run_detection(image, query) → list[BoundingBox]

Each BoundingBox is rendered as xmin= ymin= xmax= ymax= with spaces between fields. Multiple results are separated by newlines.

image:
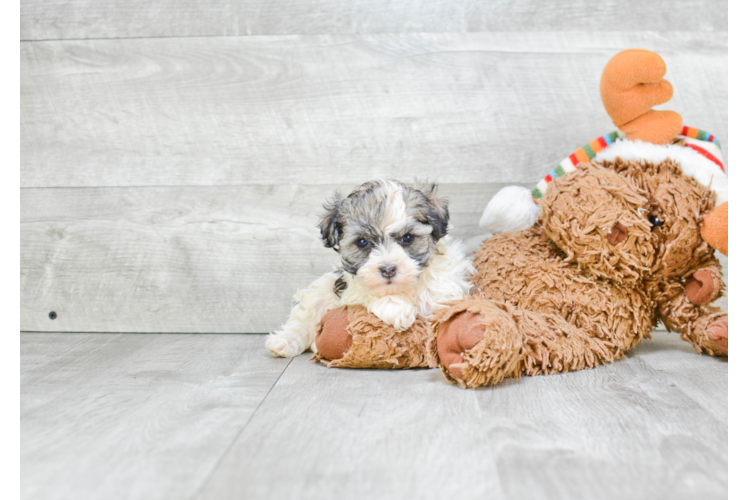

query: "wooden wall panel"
xmin=21 ymin=32 xmax=728 ymax=189
xmin=21 ymin=9 xmax=728 ymax=335
xmin=21 ymin=183 xmax=500 ymax=332
xmin=21 ymin=0 xmax=727 ymax=41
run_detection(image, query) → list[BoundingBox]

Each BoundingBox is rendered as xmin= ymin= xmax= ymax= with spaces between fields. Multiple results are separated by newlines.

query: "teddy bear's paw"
xmin=685 ymin=270 xmax=717 ymax=305
xmin=315 ymin=307 xmax=353 ymax=361
xmin=707 ymin=317 xmax=728 ymax=356
xmin=436 ymin=311 xmax=486 ymax=383
xmin=445 ymin=362 xmax=470 ymax=381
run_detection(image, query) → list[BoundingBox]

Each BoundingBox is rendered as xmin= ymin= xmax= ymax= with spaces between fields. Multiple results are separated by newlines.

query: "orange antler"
xmin=600 ymin=49 xmax=682 ymax=144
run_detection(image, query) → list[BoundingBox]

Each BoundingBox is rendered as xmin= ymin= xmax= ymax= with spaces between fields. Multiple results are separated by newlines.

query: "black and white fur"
xmin=266 ymin=179 xmax=474 ymax=358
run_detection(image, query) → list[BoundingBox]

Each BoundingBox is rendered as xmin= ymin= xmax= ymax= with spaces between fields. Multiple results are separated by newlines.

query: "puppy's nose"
xmin=380 ymin=265 xmax=397 ymax=279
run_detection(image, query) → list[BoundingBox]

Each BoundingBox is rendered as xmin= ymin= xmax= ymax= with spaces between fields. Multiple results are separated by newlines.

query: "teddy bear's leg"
xmin=684 ymin=310 xmax=730 ymax=356
xmin=662 ymin=306 xmax=729 ymax=357
xmin=431 ymin=297 xmax=617 ymax=389
xmin=312 ymin=306 xmax=436 ymax=369
xmin=471 ymin=224 xmax=654 ymax=356
xmin=431 ymin=299 xmax=522 ymax=388
xmin=656 ymin=276 xmax=728 ymax=356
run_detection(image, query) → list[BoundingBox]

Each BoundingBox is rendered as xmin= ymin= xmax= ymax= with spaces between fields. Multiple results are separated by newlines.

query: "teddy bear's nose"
xmin=607 ymin=222 xmax=628 ymax=246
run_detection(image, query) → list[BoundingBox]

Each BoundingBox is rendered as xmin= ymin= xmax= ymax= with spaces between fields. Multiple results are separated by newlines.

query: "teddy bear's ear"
xmin=319 ymin=192 xmax=344 ymax=251
xmin=416 ymin=181 xmax=450 ymax=241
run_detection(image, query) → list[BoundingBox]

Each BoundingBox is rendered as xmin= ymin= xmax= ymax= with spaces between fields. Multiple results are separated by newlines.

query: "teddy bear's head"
xmin=479 ymin=48 xmax=727 ymax=287
xmin=539 ymin=163 xmax=656 ymax=284
xmin=596 ymin=157 xmax=717 ymax=282
xmin=540 ymin=158 xmax=722 ymax=289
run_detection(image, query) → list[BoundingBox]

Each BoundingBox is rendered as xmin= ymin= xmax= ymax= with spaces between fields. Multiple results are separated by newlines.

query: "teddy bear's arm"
xmin=683 ymin=259 xmax=725 ymax=305
xmin=313 ymin=306 xmax=437 ymax=369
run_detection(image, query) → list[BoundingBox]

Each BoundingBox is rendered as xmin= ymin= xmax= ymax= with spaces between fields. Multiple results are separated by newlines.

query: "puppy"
xmin=266 ymin=179 xmax=474 ymax=358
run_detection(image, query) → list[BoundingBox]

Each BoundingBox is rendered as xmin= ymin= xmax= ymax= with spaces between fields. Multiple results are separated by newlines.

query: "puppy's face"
xmin=319 ymin=180 xmax=449 ymax=295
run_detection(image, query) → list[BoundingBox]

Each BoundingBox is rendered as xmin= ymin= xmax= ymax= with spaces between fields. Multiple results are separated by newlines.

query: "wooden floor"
xmin=21 ymin=332 xmax=727 ymax=500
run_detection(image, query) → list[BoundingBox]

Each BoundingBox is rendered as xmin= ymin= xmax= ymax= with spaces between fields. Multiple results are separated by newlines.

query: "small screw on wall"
xmin=49 ymin=311 xmax=57 ymax=320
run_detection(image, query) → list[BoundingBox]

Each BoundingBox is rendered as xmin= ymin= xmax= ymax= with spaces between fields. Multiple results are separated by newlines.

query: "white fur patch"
xmin=381 ymin=180 xmax=408 ymax=234
xmin=369 ymin=295 xmax=418 ymax=331
xmin=266 ymin=271 xmax=341 ymax=358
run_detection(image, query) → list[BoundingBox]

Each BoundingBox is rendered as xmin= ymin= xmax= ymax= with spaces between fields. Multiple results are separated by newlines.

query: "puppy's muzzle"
xmin=380 ymin=265 xmax=397 ymax=279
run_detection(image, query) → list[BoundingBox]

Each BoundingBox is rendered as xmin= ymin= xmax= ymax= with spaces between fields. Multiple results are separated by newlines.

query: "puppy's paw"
xmin=390 ymin=313 xmax=416 ymax=332
xmin=370 ymin=297 xmax=417 ymax=331
xmin=266 ymin=334 xmax=303 ymax=358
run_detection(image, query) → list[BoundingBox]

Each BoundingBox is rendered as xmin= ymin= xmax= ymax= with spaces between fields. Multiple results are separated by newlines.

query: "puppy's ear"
xmin=319 ymin=192 xmax=344 ymax=251
xmin=417 ymin=181 xmax=449 ymax=241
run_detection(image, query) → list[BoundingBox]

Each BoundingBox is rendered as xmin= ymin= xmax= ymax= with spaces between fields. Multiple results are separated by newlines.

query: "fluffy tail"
xmin=479 ymin=186 xmax=539 ymax=234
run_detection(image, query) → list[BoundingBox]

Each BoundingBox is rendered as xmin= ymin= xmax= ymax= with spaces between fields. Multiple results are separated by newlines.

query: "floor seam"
xmin=188 ymin=355 xmax=294 ymax=500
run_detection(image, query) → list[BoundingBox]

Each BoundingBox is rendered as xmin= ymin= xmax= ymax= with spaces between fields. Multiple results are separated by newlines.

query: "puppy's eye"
xmin=648 ymin=215 xmax=664 ymax=229
xmin=356 ymin=238 xmax=369 ymax=248
xmin=399 ymin=234 xmax=414 ymax=245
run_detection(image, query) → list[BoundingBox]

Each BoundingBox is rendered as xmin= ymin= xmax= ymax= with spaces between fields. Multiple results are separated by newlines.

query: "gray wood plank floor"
xmin=21 ymin=332 xmax=727 ymax=500
xmin=21 ymin=333 xmax=291 ymax=500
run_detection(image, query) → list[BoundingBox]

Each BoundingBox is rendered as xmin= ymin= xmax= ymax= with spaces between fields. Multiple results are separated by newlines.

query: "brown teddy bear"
xmin=313 ymin=49 xmax=729 ymax=389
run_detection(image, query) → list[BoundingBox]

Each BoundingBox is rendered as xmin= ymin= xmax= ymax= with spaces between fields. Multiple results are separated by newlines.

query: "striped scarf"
xmin=531 ymin=127 xmax=723 ymax=201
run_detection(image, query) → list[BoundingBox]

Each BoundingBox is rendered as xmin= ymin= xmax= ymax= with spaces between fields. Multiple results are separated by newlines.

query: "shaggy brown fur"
xmin=434 ymin=161 xmax=727 ymax=388
xmin=598 ymin=157 xmax=726 ymax=355
xmin=427 ymin=296 xmax=616 ymax=389
xmin=472 ymin=225 xmax=653 ymax=355
xmin=312 ymin=306 xmax=435 ymax=369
